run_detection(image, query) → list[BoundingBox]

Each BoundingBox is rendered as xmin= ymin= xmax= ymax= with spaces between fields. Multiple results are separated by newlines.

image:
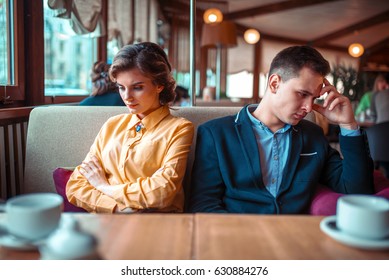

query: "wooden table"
xmin=194 ymin=214 xmax=389 ymax=260
xmin=1 ymin=213 xmax=388 ymax=260
xmin=0 ymin=213 xmax=193 ymax=260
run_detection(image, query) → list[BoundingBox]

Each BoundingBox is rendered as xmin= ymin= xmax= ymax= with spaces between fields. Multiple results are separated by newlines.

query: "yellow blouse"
xmin=66 ymin=106 xmax=194 ymax=213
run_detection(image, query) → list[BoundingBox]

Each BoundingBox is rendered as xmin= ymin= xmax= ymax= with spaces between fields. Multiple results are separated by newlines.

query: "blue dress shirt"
xmin=247 ymin=105 xmax=360 ymax=197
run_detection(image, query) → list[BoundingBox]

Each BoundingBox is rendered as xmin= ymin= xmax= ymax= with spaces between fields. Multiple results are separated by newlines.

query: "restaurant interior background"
xmin=1 ymin=0 xmax=389 ymax=108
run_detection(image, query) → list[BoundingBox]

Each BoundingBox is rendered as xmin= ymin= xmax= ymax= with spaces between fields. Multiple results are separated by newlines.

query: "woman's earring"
xmin=159 ymin=91 xmax=164 ymax=105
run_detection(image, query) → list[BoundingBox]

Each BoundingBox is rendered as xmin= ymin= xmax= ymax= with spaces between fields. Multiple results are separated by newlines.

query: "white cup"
xmin=0 ymin=193 xmax=63 ymax=241
xmin=336 ymin=195 xmax=389 ymax=240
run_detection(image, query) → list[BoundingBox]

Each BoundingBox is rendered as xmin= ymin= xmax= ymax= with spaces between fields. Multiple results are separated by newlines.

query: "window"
xmin=0 ymin=0 xmax=11 ymax=86
xmin=43 ymin=1 xmax=98 ymax=96
xmin=0 ymin=0 xmax=24 ymax=104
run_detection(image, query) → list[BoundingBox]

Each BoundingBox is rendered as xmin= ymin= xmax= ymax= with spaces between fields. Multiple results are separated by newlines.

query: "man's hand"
xmin=313 ymin=78 xmax=358 ymax=130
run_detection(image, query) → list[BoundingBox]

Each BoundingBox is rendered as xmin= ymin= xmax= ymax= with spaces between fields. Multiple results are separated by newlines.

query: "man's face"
xmin=272 ymin=67 xmax=324 ymax=126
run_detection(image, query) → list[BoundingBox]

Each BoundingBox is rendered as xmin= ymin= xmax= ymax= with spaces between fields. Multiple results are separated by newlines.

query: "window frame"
xmin=0 ymin=0 xmax=108 ymax=107
xmin=0 ymin=0 xmax=25 ymax=104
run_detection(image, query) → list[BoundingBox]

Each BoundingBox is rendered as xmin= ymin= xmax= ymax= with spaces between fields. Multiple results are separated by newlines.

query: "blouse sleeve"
xmin=66 ymin=120 xmax=122 ymax=213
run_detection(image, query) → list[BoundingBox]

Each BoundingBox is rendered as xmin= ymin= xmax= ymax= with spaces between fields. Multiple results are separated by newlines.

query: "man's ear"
xmin=268 ymin=74 xmax=281 ymax=93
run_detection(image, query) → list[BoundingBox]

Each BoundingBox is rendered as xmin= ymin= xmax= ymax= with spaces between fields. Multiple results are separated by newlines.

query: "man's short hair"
xmin=269 ymin=45 xmax=330 ymax=82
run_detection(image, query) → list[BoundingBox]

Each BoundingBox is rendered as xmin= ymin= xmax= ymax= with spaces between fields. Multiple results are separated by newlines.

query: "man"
xmin=189 ymin=45 xmax=374 ymax=214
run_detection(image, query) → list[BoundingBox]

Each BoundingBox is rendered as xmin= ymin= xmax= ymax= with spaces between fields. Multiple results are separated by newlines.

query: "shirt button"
xmin=274 ymin=156 xmax=278 ymax=160
xmin=271 ymin=178 xmax=275 ymax=184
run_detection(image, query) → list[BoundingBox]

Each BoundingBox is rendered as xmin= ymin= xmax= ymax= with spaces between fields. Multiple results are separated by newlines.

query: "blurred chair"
xmin=365 ymin=121 xmax=389 ymax=178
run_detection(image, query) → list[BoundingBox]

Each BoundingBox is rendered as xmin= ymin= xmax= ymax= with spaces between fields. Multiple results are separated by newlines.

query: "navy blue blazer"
xmin=188 ymin=105 xmax=374 ymax=214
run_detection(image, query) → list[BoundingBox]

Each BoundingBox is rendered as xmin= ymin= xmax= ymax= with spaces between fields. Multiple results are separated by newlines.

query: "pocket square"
xmin=300 ymin=152 xmax=318 ymax=156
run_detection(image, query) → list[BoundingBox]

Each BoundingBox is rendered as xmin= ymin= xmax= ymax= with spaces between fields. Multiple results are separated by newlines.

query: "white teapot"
xmin=39 ymin=215 xmax=101 ymax=260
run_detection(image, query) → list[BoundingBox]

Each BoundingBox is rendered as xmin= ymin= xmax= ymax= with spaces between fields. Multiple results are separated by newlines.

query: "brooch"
xmin=135 ymin=123 xmax=143 ymax=132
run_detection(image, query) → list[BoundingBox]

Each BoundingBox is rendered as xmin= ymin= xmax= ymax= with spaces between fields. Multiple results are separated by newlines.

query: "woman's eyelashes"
xmin=133 ymin=85 xmax=144 ymax=91
xmin=116 ymin=84 xmax=144 ymax=92
xmin=116 ymin=84 xmax=124 ymax=91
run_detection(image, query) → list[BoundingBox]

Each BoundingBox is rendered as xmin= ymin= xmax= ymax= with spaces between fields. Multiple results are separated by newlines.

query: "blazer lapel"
xmin=279 ymin=126 xmax=303 ymax=193
xmin=234 ymin=108 xmax=264 ymax=189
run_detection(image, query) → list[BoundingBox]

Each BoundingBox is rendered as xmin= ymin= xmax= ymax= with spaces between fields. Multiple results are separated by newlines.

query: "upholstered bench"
xmin=23 ymin=105 xmax=389 ymax=214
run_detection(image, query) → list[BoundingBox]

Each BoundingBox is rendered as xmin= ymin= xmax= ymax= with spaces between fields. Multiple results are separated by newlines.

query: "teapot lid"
xmin=40 ymin=215 xmax=100 ymax=260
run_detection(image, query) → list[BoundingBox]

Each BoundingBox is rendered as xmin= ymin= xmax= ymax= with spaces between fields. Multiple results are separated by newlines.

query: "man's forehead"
xmin=315 ymin=82 xmax=324 ymax=97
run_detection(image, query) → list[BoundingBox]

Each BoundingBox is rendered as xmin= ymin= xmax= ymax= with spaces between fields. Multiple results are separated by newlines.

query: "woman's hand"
xmin=313 ymin=78 xmax=358 ymax=130
xmin=80 ymin=156 xmax=133 ymax=212
xmin=79 ymin=156 xmax=110 ymax=189
xmin=114 ymin=206 xmax=136 ymax=213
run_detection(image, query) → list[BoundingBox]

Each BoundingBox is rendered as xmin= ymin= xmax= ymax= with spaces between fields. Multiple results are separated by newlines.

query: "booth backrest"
xmin=23 ymin=106 xmax=240 ymax=194
xmin=23 ymin=105 xmax=316 ymax=196
xmin=23 ymin=105 xmax=389 ymax=216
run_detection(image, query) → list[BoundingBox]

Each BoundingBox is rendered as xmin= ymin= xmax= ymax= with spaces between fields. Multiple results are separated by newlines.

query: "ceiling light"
xmin=203 ymin=8 xmax=223 ymax=24
xmin=244 ymin=29 xmax=260 ymax=44
xmin=348 ymin=43 xmax=364 ymax=58
xmin=201 ymin=21 xmax=237 ymax=48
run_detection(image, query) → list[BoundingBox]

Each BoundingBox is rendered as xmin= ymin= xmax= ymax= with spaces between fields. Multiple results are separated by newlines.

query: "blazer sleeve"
xmin=321 ymin=131 xmax=375 ymax=194
xmin=188 ymin=124 xmax=228 ymax=213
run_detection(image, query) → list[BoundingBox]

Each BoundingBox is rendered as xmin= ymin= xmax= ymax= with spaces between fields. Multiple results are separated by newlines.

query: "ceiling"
xmin=158 ymin=0 xmax=389 ymax=71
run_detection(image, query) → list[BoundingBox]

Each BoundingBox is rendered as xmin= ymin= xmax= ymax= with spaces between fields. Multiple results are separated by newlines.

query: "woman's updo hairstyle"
xmin=90 ymin=61 xmax=118 ymax=96
xmin=109 ymin=42 xmax=176 ymax=105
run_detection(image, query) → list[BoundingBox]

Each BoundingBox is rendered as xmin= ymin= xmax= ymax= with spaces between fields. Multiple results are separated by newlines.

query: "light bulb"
xmin=348 ymin=43 xmax=364 ymax=58
xmin=203 ymin=8 xmax=223 ymax=24
xmin=244 ymin=29 xmax=260 ymax=44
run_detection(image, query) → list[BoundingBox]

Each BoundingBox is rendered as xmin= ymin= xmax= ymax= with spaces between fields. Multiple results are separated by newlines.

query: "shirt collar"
xmin=128 ymin=105 xmax=170 ymax=131
xmin=246 ymin=104 xmax=291 ymax=134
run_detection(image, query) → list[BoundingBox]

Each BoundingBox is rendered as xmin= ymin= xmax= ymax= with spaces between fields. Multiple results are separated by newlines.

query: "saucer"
xmin=0 ymin=223 xmax=44 ymax=251
xmin=320 ymin=216 xmax=389 ymax=250
xmin=0 ymin=234 xmax=39 ymax=250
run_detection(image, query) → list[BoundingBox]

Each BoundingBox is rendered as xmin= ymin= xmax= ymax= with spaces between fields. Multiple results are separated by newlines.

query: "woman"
xmin=66 ymin=42 xmax=194 ymax=213
xmin=355 ymin=73 xmax=389 ymax=120
xmin=79 ymin=61 xmax=125 ymax=106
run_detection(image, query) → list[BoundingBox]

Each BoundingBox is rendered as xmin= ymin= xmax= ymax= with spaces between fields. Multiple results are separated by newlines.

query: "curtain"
xmin=108 ymin=0 xmax=158 ymax=46
xmin=227 ymin=37 xmax=253 ymax=74
xmin=47 ymin=0 xmax=105 ymax=36
xmin=108 ymin=0 xmax=132 ymax=45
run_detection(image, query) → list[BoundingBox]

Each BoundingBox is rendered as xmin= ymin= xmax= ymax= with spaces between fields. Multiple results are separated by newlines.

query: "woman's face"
xmin=115 ymin=68 xmax=164 ymax=119
xmin=377 ymin=79 xmax=389 ymax=92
